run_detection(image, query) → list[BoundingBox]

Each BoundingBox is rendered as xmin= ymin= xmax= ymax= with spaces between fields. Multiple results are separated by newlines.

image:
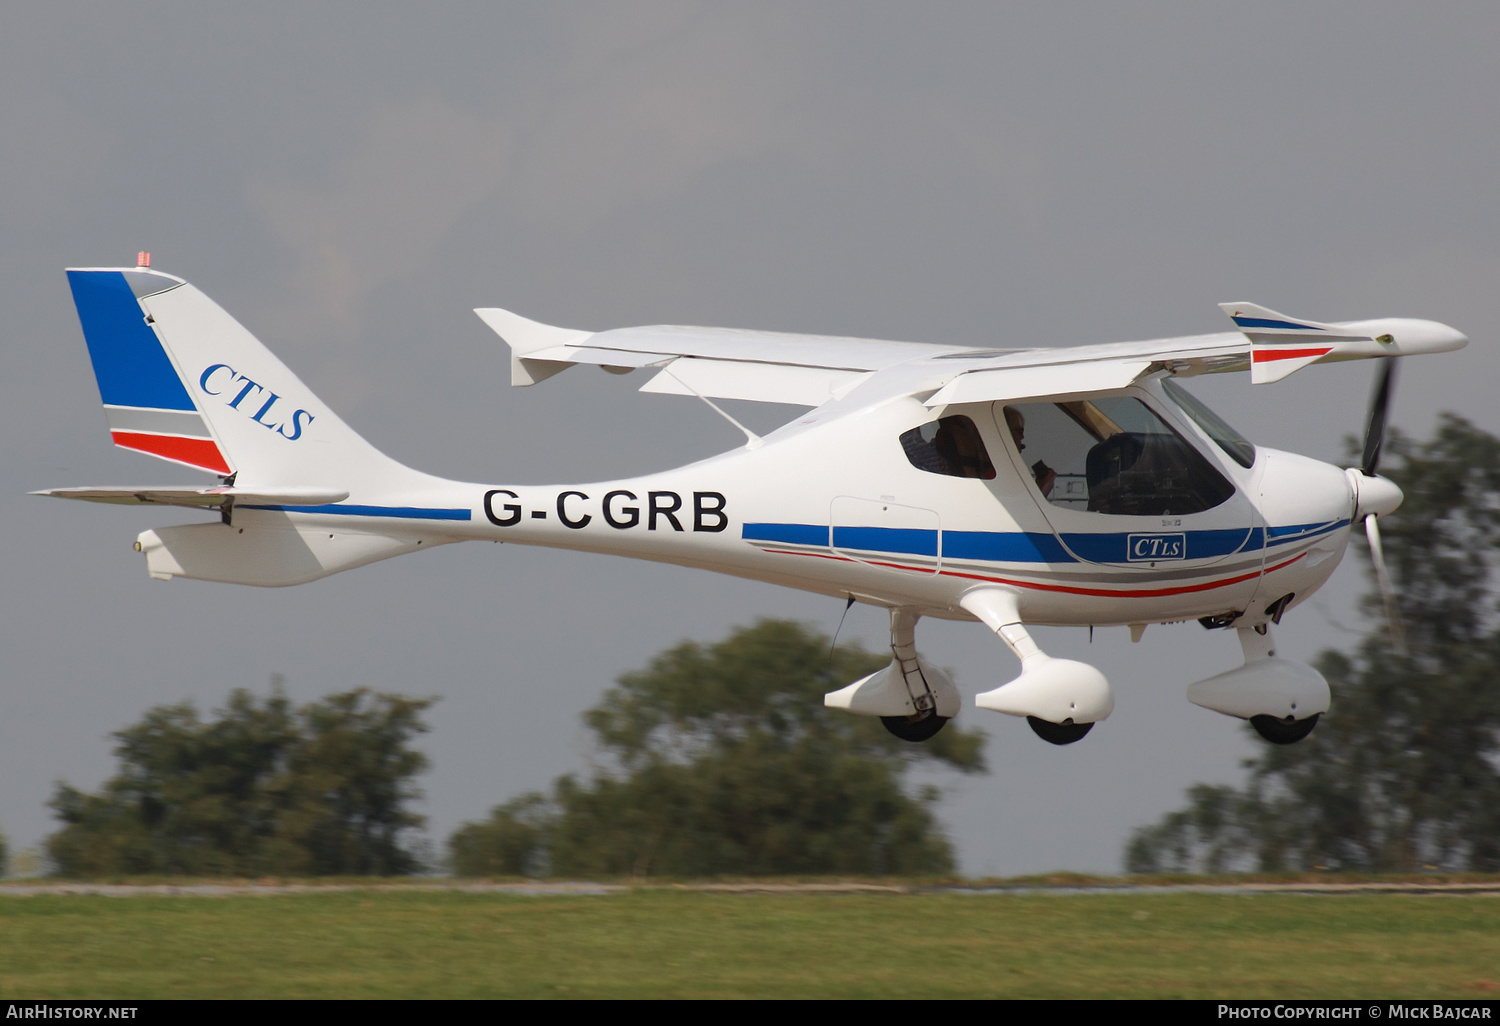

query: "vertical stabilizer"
xmin=66 ymin=268 xmax=425 ymax=492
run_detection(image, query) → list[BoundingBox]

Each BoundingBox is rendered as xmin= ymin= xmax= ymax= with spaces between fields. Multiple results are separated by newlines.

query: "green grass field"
xmin=2 ymin=887 xmax=1498 ymax=998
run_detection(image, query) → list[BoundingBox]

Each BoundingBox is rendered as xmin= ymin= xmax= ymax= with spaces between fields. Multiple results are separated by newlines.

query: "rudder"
xmin=67 ymin=268 xmax=233 ymax=474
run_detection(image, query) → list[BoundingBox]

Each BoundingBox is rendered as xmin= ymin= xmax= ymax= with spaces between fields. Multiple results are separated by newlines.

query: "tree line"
xmin=33 ymin=621 xmax=985 ymax=878
xmin=45 ymin=688 xmax=432 ymax=876
xmin=447 ymin=620 xmax=985 ymax=877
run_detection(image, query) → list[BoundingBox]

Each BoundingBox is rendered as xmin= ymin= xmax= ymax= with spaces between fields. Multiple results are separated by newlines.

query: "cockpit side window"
xmin=1162 ymin=378 xmax=1257 ymax=468
xmin=900 ymin=415 xmax=996 ymax=479
xmin=1003 ymin=397 xmax=1234 ymax=515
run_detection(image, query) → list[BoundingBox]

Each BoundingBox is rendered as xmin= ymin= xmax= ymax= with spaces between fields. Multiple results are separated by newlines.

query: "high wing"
xmin=474 ymin=308 xmax=972 ymax=405
xmin=475 ymin=303 xmax=1467 ymax=408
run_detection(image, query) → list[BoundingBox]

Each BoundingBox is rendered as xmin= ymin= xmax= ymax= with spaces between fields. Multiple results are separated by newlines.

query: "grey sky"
xmin=3 ymin=2 xmax=1497 ymax=875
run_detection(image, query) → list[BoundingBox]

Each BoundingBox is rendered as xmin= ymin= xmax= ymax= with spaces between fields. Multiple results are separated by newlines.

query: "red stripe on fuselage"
xmin=938 ymin=553 xmax=1305 ymax=597
xmin=757 ymin=546 xmax=1307 ymax=598
xmin=111 ymin=431 xmax=232 ymax=475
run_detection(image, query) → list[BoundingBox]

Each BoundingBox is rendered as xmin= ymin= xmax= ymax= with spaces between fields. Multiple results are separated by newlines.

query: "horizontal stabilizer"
xmin=34 ymin=485 xmax=350 ymax=509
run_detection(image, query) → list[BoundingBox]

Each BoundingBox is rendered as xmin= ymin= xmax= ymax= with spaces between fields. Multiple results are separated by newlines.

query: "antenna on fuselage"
xmin=828 ymin=594 xmax=857 ymax=658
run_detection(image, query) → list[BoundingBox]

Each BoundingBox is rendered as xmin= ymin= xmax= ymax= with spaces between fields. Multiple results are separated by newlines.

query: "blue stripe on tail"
xmin=66 ymin=270 xmax=196 ymax=411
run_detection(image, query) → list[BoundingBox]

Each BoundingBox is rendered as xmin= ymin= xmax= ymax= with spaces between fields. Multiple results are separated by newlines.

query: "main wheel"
xmin=1250 ymin=713 xmax=1320 ymax=745
xmin=1027 ymin=716 xmax=1094 ymax=745
xmin=881 ymin=714 xmax=948 ymax=742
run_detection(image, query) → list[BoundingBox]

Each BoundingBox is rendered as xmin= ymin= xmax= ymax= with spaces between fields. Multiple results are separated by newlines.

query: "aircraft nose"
xmin=1346 ymin=468 xmax=1404 ymax=519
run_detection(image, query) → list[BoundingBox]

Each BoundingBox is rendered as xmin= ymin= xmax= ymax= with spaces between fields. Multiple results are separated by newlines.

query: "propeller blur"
xmin=39 ymin=266 xmax=1466 ymax=747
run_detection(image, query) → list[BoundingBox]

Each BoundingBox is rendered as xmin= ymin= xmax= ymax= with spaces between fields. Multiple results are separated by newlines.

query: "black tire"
xmin=881 ymin=714 xmax=948 ymax=742
xmin=1026 ymin=716 xmax=1094 ymax=745
xmin=1250 ymin=713 xmax=1320 ymax=745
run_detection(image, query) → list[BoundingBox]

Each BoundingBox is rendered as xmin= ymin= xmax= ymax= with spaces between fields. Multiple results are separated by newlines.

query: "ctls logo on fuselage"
xmin=199 ymin=365 xmax=314 ymax=440
xmin=1126 ymin=532 xmax=1186 ymax=562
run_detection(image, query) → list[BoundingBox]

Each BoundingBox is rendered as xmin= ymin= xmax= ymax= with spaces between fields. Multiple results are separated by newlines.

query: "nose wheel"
xmin=1250 ymin=713 xmax=1320 ymax=745
xmin=1026 ymin=716 xmax=1094 ymax=745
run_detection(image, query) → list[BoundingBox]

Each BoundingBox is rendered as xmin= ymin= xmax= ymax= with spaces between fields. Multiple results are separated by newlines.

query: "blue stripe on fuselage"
xmin=943 ymin=530 xmax=1072 ymax=563
xmin=832 ymin=526 xmax=937 ymax=557
xmin=743 ymin=522 xmax=830 ymax=547
xmin=742 ymin=520 xmax=1348 ymax=564
xmin=241 ymin=503 xmax=472 ymax=521
xmin=1265 ymin=519 xmax=1346 ymax=545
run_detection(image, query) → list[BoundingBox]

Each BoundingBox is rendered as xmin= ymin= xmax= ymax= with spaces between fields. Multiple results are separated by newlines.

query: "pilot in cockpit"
xmin=1004 ymin=406 xmax=1056 ymax=497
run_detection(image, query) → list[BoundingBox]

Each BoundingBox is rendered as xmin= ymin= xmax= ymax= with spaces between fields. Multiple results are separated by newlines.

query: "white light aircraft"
xmin=40 ymin=260 xmax=1466 ymax=746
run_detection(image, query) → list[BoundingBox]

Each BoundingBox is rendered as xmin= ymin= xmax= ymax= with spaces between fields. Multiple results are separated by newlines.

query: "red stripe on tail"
xmin=111 ymin=432 xmax=232 ymax=474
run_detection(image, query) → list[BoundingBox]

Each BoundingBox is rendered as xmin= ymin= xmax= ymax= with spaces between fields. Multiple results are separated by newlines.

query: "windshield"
xmin=1162 ymin=378 xmax=1256 ymax=469
xmin=1003 ymin=396 xmax=1235 ymax=516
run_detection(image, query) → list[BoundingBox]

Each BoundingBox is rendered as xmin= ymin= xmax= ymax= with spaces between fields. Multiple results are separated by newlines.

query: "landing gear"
xmin=1026 ymin=716 xmax=1094 ymax=745
xmin=881 ymin=714 xmax=948 ymax=742
xmin=961 ymin=589 xmax=1114 ymax=740
xmin=824 ymin=609 xmax=962 ymax=729
xmin=1250 ymin=713 xmax=1320 ymax=745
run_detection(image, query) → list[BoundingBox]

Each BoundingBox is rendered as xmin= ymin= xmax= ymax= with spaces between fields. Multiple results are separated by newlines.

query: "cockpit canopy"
xmin=897 ymin=381 xmax=1256 ymax=520
xmin=1004 ymin=395 xmax=1236 ymax=516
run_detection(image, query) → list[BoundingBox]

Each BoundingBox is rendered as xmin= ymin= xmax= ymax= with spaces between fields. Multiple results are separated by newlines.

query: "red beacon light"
xmin=136 ymin=251 xmax=150 ymax=268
